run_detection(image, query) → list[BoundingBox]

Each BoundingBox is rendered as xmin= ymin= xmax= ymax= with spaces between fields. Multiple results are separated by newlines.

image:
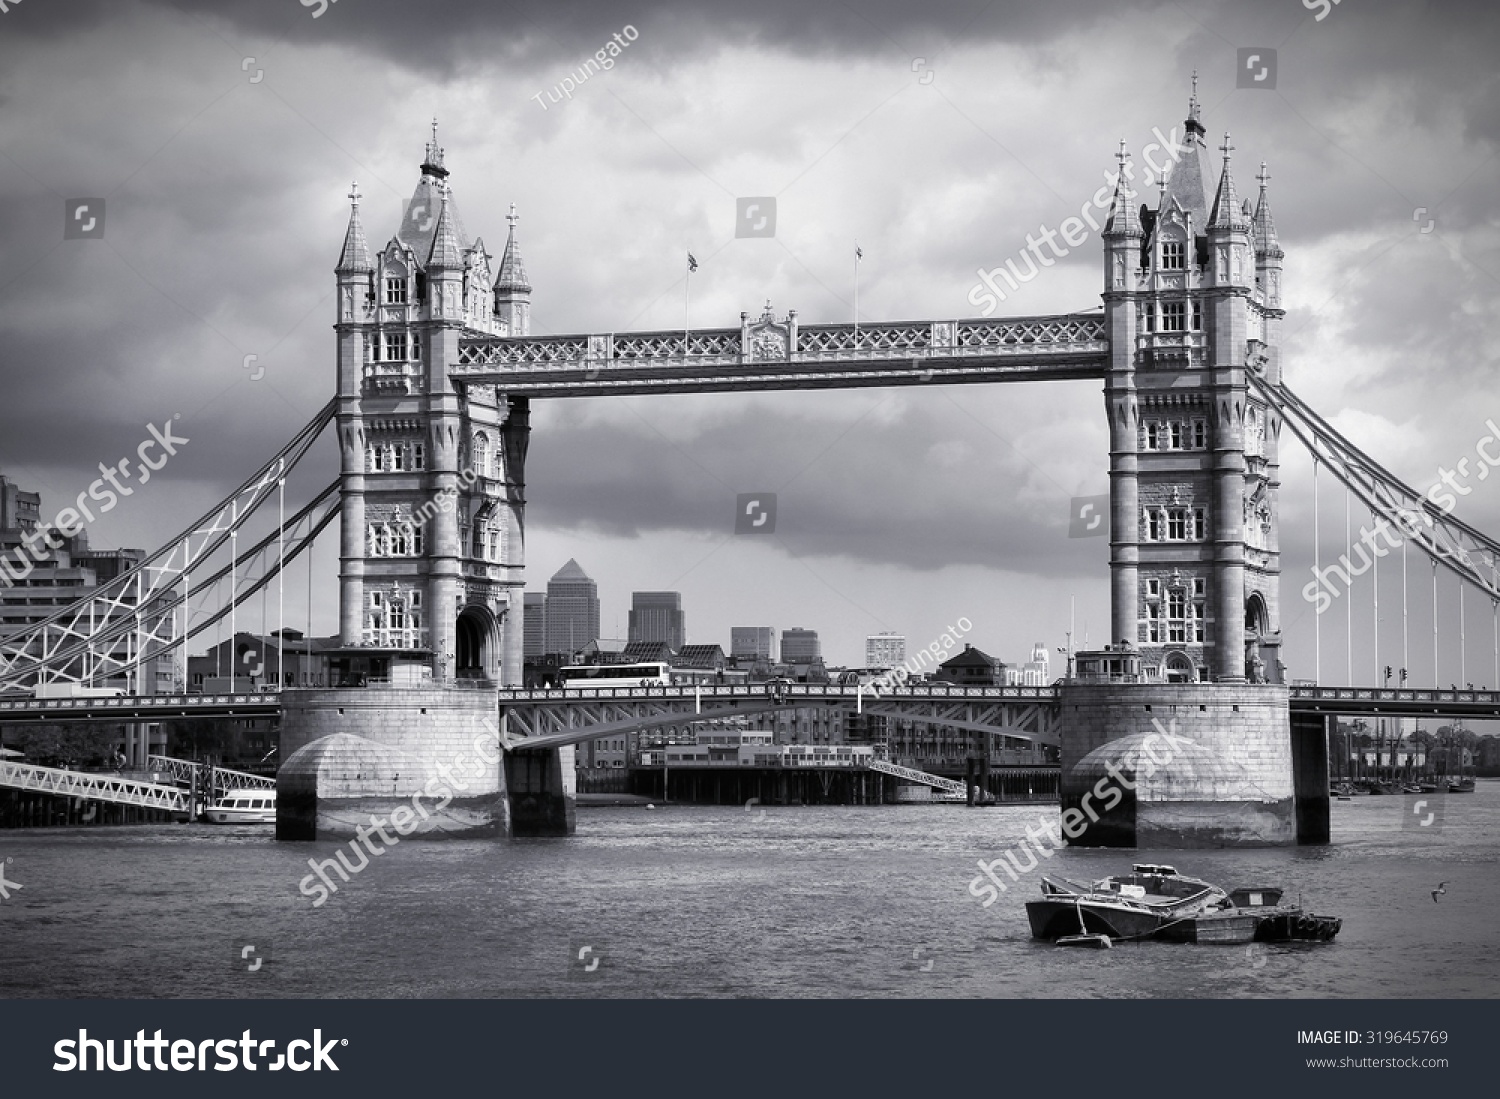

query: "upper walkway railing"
xmin=453 ymin=312 xmax=1109 ymax=396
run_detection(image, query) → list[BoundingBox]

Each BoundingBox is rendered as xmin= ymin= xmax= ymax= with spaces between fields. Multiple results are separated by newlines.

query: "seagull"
xmin=1431 ymin=882 xmax=1447 ymax=903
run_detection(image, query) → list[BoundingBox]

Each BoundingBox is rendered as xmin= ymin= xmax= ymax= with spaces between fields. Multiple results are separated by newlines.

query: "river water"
xmin=2 ymin=784 xmax=1496 ymax=998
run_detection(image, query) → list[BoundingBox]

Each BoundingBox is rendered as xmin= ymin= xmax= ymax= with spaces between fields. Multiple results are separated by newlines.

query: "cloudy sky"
xmin=2 ymin=0 xmax=1498 ymax=681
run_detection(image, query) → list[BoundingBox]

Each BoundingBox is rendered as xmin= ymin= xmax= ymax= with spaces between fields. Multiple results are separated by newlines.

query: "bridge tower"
xmin=333 ymin=125 xmax=530 ymax=686
xmin=1063 ymin=90 xmax=1305 ymax=847
xmin=1102 ymin=88 xmax=1284 ymax=686
xmin=277 ymin=128 xmax=573 ymax=842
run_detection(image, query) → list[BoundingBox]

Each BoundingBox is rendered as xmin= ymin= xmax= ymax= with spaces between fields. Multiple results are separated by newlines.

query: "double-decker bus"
xmin=558 ymin=663 xmax=672 ymax=690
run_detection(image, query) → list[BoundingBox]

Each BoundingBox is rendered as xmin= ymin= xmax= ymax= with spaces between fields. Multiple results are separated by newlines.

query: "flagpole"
xmin=853 ymin=243 xmax=861 ymax=342
xmin=684 ymin=253 xmax=694 ymax=358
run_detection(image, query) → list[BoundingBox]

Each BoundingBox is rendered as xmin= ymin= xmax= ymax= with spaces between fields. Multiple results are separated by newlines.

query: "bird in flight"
xmin=1431 ymin=882 xmax=1448 ymax=903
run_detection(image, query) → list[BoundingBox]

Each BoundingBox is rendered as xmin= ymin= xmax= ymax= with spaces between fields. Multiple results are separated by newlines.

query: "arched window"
xmin=472 ymin=432 xmax=491 ymax=478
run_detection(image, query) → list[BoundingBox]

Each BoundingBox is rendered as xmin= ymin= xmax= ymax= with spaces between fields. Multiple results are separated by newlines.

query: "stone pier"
xmin=275 ymin=686 xmax=576 ymax=840
xmin=1059 ymin=680 xmax=1299 ymax=847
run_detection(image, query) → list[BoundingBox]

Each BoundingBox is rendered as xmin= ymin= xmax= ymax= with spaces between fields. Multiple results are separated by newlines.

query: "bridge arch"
xmin=455 ymin=604 xmax=499 ymax=681
xmin=1162 ymin=650 xmax=1195 ymax=684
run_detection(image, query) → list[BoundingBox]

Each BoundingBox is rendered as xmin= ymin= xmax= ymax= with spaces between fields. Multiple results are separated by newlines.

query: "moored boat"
xmin=204 ymin=788 xmax=276 ymax=824
xmin=1026 ymin=866 xmax=1341 ymax=946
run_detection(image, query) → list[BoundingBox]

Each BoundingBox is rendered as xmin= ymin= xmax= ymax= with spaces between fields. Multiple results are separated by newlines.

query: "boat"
xmin=203 ymin=788 xmax=276 ymax=824
xmin=1026 ymin=865 xmax=1341 ymax=945
xmin=1053 ymin=897 xmax=1115 ymax=949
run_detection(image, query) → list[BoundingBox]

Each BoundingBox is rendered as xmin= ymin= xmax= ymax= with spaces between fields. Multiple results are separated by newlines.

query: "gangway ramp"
xmin=866 ymin=759 xmax=969 ymax=801
xmin=147 ymin=755 xmax=275 ymax=792
xmin=0 ymin=760 xmax=188 ymax=813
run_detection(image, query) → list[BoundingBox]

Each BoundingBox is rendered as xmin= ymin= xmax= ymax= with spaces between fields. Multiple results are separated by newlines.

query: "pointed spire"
xmin=1104 ymin=140 xmax=1142 ymax=237
xmin=1185 ymin=69 xmax=1205 ymax=137
xmin=1252 ymin=161 xmax=1283 ymax=257
xmin=421 ymin=117 xmax=448 ymax=179
xmin=335 ymin=181 xmax=373 ymax=274
xmin=1209 ymin=132 xmax=1247 ymax=230
xmin=494 ymin=202 xmax=532 ymax=293
xmin=425 ymin=181 xmax=463 ymax=270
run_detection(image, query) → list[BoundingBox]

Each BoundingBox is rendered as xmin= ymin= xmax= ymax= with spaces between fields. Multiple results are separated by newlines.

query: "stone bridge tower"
xmin=1102 ymin=89 xmax=1285 ymax=686
xmin=333 ymin=125 xmax=531 ymax=686
xmin=1060 ymin=91 xmax=1308 ymax=849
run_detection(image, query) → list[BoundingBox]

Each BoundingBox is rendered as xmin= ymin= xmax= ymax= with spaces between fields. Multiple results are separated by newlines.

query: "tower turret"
xmin=494 ymin=204 xmax=532 ymax=336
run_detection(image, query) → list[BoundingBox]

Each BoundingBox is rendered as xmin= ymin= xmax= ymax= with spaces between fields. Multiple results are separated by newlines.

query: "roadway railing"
xmin=0 ymin=693 xmax=280 ymax=721
xmin=497 ymin=684 xmax=1061 ymax=703
xmin=1289 ymin=685 xmax=1500 ymax=714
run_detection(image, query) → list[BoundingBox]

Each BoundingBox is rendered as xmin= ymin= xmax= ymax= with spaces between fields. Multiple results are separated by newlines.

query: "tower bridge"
xmin=4 ymin=96 xmax=1499 ymax=844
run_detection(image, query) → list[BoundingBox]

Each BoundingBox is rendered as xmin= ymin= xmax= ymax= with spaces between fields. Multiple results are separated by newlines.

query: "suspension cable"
xmin=1314 ymin=456 xmax=1321 ymax=684
xmin=1345 ymin=487 xmax=1353 ymax=685
xmin=1433 ymin=560 xmax=1440 ymax=688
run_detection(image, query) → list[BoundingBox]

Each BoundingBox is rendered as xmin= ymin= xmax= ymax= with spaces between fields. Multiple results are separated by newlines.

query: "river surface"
xmin=2 ymin=784 xmax=1497 ymax=998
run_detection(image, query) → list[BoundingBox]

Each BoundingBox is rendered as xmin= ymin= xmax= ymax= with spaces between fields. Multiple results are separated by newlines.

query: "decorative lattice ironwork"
xmin=454 ymin=312 xmax=1108 ymax=392
xmin=0 ymin=404 xmax=336 ymax=692
xmin=956 ymin=314 xmax=1108 ymax=350
xmin=798 ymin=323 xmax=930 ymax=355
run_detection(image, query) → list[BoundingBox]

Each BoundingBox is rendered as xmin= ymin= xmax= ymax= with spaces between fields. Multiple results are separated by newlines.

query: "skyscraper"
xmin=629 ymin=591 xmax=685 ymax=650
xmin=544 ymin=559 xmax=599 ymax=656
xmin=523 ymin=592 xmax=547 ymax=658
xmin=780 ymin=627 xmax=820 ymax=663
xmin=731 ymin=626 xmax=776 ymax=663
xmin=865 ymin=632 xmax=905 ymax=669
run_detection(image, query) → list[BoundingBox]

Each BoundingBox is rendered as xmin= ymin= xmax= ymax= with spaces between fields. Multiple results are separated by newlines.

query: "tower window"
xmin=1191 ymin=300 xmax=1202 ymax=330
xmin=1161 ymin=241 xmax=1185 ymax=270
xmin=1162 ymin=301 xmax=1186 ymax=332
xmin=1192 ymin=420 xmax=1207 ymax=448
xmin=1146 ymin=422 xmax=1161 ymax=450
xmin=1169 ymin=421 xmax=1184 ymax=448
xmin=1147 ymin=510 xmax=1163 ymax=540
xmin=384 ymin=277 xmax=407 ymax=304
xmin=1167 ymin=509 xmax=1186 ymax=541
xmin=1191 ymin=509 xmax=1206 ymax=540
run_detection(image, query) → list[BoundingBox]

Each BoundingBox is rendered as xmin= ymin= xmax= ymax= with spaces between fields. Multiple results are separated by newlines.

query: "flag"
xmin=687 ymin=252 xmax=698 ymax=273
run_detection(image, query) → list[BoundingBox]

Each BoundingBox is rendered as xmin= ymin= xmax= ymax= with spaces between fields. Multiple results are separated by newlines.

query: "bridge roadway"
xmin=0 ymin=685 xmax=1493 ymax=736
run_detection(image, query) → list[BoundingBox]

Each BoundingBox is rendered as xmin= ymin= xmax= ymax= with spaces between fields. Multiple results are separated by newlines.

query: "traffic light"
xmin=1400 ymin=668 xmax=1409 ymax=685
xmin=1384 ymin=665 xmax=1392 ymax=684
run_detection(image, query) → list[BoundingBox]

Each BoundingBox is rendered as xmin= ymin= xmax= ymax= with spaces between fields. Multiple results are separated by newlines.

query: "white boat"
xmin=204 ymin=789 xmax=276 ymax=824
